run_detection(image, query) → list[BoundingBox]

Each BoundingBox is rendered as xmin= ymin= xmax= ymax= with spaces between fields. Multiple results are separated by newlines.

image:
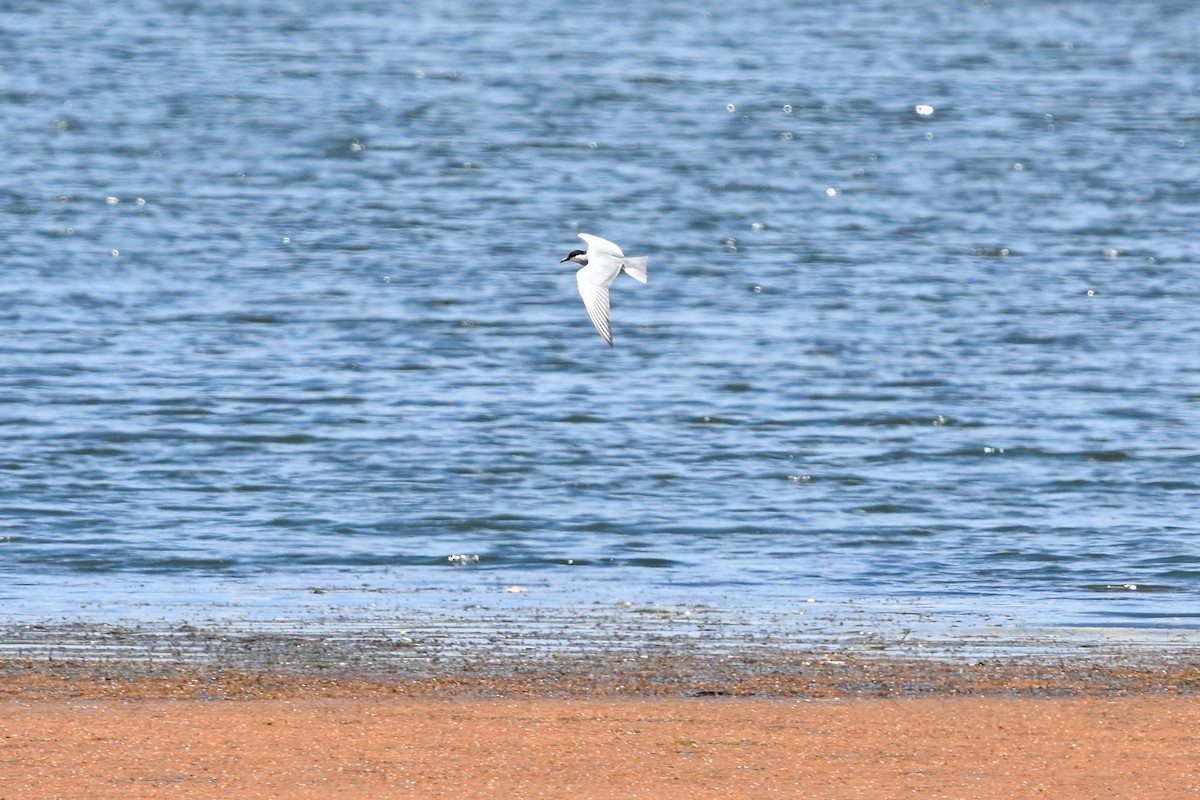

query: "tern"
xmin=559 ymin=233 xmax=648 ymax=346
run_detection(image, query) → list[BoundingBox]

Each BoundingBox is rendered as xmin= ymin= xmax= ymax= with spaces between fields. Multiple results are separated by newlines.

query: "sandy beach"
xmin=3 ymin=646 xmax=1198 ymax=799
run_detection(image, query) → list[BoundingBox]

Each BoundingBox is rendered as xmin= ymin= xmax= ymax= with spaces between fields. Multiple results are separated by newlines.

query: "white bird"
xmin=559 ymin=233 xmax=648 ymax=346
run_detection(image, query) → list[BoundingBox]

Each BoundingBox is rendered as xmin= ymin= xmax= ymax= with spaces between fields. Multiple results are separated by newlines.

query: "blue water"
xmin=2 ymin=0 xmax=1198 ymax=638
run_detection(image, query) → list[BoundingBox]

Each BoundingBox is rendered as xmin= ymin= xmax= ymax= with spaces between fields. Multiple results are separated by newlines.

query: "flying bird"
xmin=559 ymin=233 xmax=648 ymax=346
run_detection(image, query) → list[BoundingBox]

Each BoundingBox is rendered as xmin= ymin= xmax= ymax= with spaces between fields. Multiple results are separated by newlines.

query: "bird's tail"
xmin=622 ymin=256 xmax=648 ymax=284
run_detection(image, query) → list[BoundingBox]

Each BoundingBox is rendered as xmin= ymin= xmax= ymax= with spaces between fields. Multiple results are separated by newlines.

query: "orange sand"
xmin=2 ymin=669 xmax=1198 ymax=799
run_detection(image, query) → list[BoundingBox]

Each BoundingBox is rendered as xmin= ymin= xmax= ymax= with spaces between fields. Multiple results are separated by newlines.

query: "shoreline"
xmin=4 ymin=652 xmax=1199 ymax=701
xmin=3 ymin=612 xmax=1198 ymax=699
xmin=4 ymin=622 xmax=1198 ymax=798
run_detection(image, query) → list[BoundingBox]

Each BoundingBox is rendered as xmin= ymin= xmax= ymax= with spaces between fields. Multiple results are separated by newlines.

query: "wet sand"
xmin=4 ymin=651 xmax=1199 ymax=799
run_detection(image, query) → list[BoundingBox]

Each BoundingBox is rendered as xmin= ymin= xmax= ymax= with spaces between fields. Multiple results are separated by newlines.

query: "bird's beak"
xmin=559 ymin=255 xmax=571 ymax=263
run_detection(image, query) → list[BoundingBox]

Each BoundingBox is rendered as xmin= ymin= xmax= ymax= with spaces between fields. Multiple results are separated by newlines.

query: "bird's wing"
xmin=576 ymin=259 xmax=621 ymax=346
xmin=577 ymin=233 xmax=625 ymax=259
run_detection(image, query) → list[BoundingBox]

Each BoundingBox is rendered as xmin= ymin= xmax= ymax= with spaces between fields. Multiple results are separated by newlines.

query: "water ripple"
xmin=0 ymin=0 xmax=1197 ymax=633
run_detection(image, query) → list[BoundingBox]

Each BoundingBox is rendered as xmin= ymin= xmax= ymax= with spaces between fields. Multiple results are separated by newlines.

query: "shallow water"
xmin=1 ymin=0 xmax=1198 ymax=637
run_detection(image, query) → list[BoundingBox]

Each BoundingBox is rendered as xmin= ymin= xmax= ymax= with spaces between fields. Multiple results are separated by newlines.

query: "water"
xmin=2 ymin=0 xmax=1198 ymax=643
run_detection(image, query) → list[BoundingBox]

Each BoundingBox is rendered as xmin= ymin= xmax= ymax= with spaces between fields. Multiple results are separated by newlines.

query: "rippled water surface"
xmin=2 ymin=0 xmax=1198 ymax=635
